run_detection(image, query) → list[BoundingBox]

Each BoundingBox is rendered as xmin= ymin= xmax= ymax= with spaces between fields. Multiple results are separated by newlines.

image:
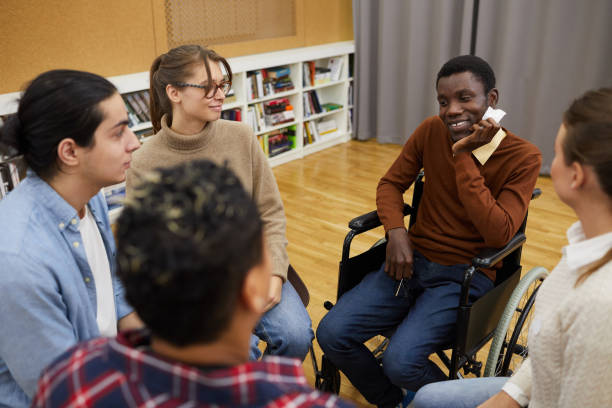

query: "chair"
xmin=314 ymin=172 xmax=547 ymax=393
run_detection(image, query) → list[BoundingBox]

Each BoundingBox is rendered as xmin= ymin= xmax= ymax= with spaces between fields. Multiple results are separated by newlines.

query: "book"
xmin=327 ymin=57 xmax=343 ymax=81
xmin=133 ymin=92 xmax=151 ymax=121
xmin=125 ymin=94 xmax=148 ymax=122
xmin=311 ymin=91 xmax=322 ymax=113
xmin=314 ymin=67 xmax=332 ymax=85
xmin=304 ymin=121 xmax=313 ymax=145
xmin=255 ymin=71 xmax=264 ymax=99
xmin=317 ymin=118 xmax=338 ymax=136
xmin=267 ymin=66 xmax=290 ymax=79
xmin=0 ymin=165 xmax=8 ymax=199
xmin=322 ymin=102 xmax=343 ymax=111
xmin=224 ymin=88 xmax=237 ymax=104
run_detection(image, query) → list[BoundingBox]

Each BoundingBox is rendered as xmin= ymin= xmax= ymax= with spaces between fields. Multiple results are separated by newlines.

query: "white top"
xmin=79 ymin=206 xmax=117 ymax=337
xmin=503 ymin=221 xmax=612 ymax=407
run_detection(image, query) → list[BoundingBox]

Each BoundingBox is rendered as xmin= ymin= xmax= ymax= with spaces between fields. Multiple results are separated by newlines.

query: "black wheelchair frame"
xmin=313 ymin=172 xmax=542 ymax=393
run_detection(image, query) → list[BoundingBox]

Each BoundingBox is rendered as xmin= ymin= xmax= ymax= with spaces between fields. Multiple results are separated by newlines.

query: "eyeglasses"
xmin=173 ymin=80 xmax=232 ymax=98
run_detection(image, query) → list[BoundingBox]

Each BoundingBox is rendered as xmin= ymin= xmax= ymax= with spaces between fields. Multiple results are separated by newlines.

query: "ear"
xmin=56 ymin=138 xmax=80 ymax=169
xmin=487 ymin=88 xmax=499 ymax=108
xmin=166 ymin=84 xmax=182 ymax=104
xmin=570 ymin=161 xmax=586 ymax=190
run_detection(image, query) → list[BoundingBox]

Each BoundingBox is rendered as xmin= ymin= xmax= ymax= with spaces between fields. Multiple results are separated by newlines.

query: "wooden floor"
xmin=272 ymin=139 xmax=577 ymax=407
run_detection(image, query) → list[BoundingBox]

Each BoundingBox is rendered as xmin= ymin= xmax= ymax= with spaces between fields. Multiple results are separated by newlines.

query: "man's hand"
xmin=452 ymin=117 xmax=500 ymax=155
xmin=264 ymin=275 xmax=283 ymax=312
xmin=477 ymin=391 xmax=521 ymax=408
xmin=384 ymin=228 xmax=413 ymax=280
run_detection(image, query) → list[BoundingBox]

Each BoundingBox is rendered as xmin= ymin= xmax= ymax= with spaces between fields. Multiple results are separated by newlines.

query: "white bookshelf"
xmin=0 ymin=41 xmax=355 ymax=214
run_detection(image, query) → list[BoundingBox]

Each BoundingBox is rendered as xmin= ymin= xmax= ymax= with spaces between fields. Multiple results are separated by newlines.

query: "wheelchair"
xmin=312 ymin=172 xmax=548 ymax=393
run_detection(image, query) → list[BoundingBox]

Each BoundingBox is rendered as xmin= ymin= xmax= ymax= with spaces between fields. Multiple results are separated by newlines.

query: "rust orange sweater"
xmin=377 ymin=116 xmax=542 ymax=280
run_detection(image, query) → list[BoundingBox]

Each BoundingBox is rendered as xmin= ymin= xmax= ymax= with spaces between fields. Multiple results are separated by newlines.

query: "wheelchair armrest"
xmin=471 ymin=232 xmax=527 ymax=269
xmin=532 ymin=188 xmax=542 ymax=200
xmin=348 ymin=203 xmax=413 ymax=234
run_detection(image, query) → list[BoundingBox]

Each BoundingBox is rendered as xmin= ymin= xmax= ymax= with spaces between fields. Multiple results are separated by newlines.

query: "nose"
xmin=447 ymin=99 xmax=463 ymax=116
xmin=213 ymin=85 xmax=225 ymax=100
xmin=127 ymin=128 xmax=141 ymax=152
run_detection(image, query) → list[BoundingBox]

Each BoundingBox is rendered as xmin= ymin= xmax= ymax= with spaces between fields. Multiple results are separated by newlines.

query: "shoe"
xmin=395 ymin=388 xmax=416 ymax=408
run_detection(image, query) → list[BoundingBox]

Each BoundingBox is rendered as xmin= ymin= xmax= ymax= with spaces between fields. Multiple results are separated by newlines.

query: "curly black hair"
xmin=116 ymin=159 xmax=263 ymax=346
xmin=436 ymin=55 xmax=496 ymax=94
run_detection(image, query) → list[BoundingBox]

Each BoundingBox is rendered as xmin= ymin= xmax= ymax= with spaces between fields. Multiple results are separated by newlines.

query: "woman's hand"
xmin=264 ymin=275 xmax=284 ymax=311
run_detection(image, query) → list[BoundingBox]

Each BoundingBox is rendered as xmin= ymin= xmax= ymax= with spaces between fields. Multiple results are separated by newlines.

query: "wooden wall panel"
xmin=0 ymin=0 xmax=159 ymax=93
xmin=303 ymin=0 xmax=354 ymax=46
xmin=0 ymin=0 xmax=353 ymax=94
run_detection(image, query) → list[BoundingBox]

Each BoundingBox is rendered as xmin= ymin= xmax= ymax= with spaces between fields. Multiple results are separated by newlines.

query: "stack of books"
xmin=263 ymin=98 xmax=295 ymax=127
xmin=258 ymin=126 xmax=296 ymax=157
xmin=221 ymin=108 xmax=241 ymax=121
xmin=247 ymin=66 xmax=294 ymax=101
xmin=122 ymin=90 xmax=151 ymax=127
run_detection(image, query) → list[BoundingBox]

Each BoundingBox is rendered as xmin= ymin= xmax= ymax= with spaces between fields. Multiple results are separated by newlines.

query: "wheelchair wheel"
xmin=318 ymin=354 xmax=341 ymax=394
xmin=484 ymin=266 xmax=549 ymax=377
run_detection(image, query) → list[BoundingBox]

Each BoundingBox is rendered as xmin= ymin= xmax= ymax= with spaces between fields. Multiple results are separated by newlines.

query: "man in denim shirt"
xmin=0 ymin=70 xmax=141 ymax=407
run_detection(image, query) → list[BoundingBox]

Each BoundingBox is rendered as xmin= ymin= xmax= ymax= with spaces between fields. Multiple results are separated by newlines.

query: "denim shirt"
xmin=0 ymin=172 xmax=132 ymax=407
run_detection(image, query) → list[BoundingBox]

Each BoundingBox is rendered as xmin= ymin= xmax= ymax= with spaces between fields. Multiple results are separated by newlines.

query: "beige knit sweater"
xmin=504 ymin=222 xmax=612 ymax=407
xmin=126 ymin=115 xmax=289 ymax=281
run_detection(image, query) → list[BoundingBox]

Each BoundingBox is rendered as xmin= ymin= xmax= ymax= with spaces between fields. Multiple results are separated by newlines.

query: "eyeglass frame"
xmin=172 ymin=80 xmax=232 ymax=98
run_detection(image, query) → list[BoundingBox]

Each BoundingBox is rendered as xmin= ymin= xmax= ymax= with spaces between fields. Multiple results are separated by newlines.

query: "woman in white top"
xmin=412 ymin=87 xmax=612 ymax=408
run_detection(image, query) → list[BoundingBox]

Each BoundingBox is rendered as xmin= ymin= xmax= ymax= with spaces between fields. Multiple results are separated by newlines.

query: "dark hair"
xmin=0 ymin=70 xmax=118 ymax=179
xmin=149 ymin=45 xmax=232 ymax=132
xmin=436 ymin=55 xmax=496 ymax=94
xmin=116 ymin=159 xmax=263 ymax=346
xmin=562 ymin=88 xmax=612 ymax=285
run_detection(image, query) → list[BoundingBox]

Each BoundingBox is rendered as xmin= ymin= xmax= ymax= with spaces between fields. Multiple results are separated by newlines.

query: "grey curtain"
xmin=353 ymin=0 xmax=612 ymax=173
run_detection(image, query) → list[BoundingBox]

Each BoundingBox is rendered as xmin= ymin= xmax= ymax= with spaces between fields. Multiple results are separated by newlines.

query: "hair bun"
xmin=0 ymin=113 xmax=24 ymax=157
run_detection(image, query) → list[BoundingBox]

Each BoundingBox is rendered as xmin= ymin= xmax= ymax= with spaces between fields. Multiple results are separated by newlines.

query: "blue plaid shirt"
xmin=33 ymin=330 xmax=354 ymax=407
xmin=0 ymin=172 xmax=132 ymax=407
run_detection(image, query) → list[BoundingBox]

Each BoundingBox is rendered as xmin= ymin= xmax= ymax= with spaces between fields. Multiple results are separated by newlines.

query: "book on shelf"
xmin=303 ymin=61 xmax=316 ymax=87
xmin=247 ymin=66 xmax=294 ymax=101
xmin=321 ymin=102 xmax=343 ymax=112
xmin=304 ymin=91 xmax=323 ymax=117
xmin=224 ymin=88 xmax=237 ymax=104
xmin=327 ymin=57 xmax=343 ymax=81
xmin=261 ymin=98 xmax=295 ymax=128
xmin=314 ymin=67 xmax=332 ymax=86
xmin=317 ymin=118 xmax=338 ymax=137
xmin=0 ymin=165 xmax=8 ymax=199
xmin=221 ymin=108 xmax=242 ymax=122
xmin=124 ymin=91 xmax=151 ymax=124
xmin=303 ymin=121 xmax=313 ymax=145
xmin=0 ymin=156 xmax=26 ymax=200
xmin=257 ymin=126 xmax=296 ymax=158
xmin=267 ymin=66 xmax=290 ymax=79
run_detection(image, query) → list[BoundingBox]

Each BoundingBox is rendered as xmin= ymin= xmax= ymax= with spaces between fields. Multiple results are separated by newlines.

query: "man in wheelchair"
xmin=316 ymin=55 xmax=542 ymax=407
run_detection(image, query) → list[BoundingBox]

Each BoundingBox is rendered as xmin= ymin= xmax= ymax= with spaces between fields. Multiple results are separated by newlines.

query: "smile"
xmin=449 ymin=121 xmax=470 ymax=128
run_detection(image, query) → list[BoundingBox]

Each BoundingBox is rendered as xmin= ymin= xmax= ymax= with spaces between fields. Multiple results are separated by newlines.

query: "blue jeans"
xmin=412 ymin=377 xmax=509 ymax=408
xmin=250 ymin=280 xmax=314 ymax=361
xmin=316 ymin=251 xmax=494 ymax=407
